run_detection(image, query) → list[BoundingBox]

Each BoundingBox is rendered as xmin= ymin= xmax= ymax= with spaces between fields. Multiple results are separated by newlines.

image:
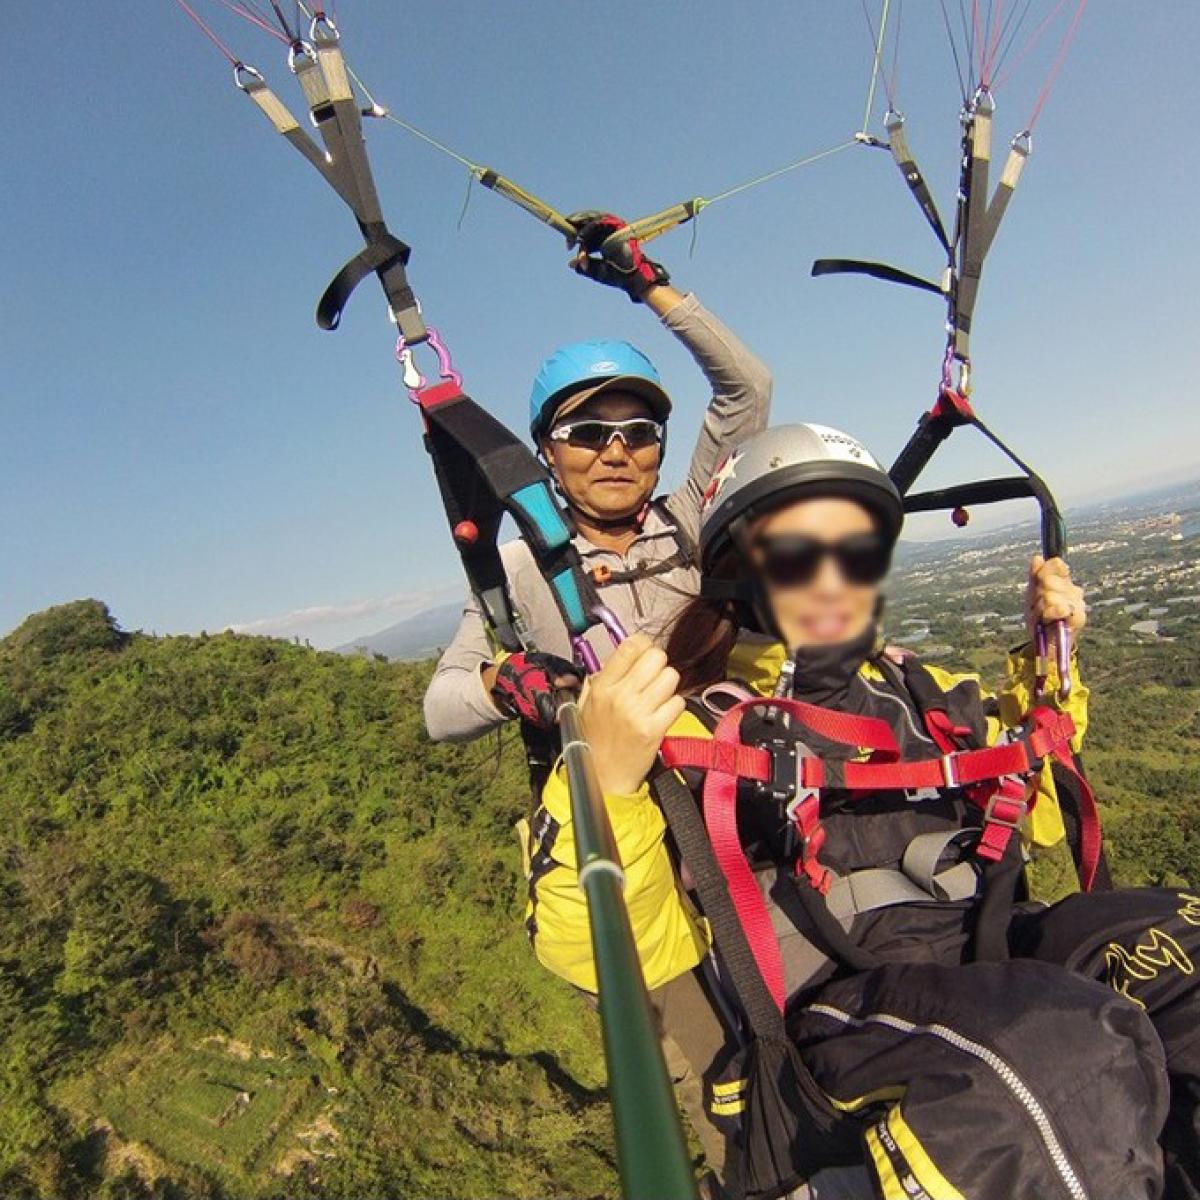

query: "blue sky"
xmin=4 ymin=2 xmax=1197 ymax=648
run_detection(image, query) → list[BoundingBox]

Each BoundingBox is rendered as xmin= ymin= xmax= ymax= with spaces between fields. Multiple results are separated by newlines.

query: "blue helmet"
xmin=528 ymin=339 xmax=672 ymax=441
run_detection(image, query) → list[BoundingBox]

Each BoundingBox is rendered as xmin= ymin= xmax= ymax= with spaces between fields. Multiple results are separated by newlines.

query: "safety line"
xmin=986 ymin=0 xmax=1037 ymax=85
xmin=889 ymin=0 xmax=904 ymax=106
xmin=859 ymin=0 xmax=894 ymax=132
xmin=701 ymin=140 xmax=858 ymax=208
xmin=216 ymin=0 xmax=288 ymax=43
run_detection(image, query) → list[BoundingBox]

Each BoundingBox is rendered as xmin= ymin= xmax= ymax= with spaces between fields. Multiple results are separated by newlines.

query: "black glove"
xmin=490 ymin=652 xmax=581 ymax=728
xmin=567 ymin=211 xmax=670 ymax=302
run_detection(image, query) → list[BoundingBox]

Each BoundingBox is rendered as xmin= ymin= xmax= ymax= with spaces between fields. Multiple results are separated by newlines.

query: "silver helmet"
xmin=699 ymin=423 xmax=904 ymax=571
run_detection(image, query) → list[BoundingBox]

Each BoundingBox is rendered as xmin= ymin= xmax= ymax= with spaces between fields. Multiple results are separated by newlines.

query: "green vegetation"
xmin=0 ymin=601 xmax=614 ymax=1199
xmin=0 ymin=596 xmax=1197 ymax=1197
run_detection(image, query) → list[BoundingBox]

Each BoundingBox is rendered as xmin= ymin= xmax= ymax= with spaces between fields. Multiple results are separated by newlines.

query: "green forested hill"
xmin=0 ymin=602 xmax=613 ymax=1200
xmin=1 ymin=600 xmax=1198 ymax=1199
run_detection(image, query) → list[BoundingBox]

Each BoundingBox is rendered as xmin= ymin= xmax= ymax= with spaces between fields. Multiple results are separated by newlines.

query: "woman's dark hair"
xmin=665 ymin=545 xmax=743 ymax=695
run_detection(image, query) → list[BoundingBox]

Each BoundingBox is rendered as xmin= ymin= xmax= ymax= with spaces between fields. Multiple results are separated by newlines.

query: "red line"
xmin=1027 ymin=0 xmax=1088 ymax=130
xmin=992 ymin=0 xmax=1070 ymax=90
xmin=981 ymin=0 xmax=1005 ymax=83
xmin=217 ymin=0 xmax=289 ymax=42
xmin=175 ymin=0 xmax=239 ymax=64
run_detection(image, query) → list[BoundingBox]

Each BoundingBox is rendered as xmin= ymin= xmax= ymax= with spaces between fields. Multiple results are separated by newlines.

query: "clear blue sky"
xmin=4 ymin=2 xmax=1197 ymax=647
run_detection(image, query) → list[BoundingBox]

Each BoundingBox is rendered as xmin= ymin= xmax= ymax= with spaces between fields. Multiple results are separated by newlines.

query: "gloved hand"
xmin=489 ymin=651 xmax=582 ymax=728
xmin=567 ymin=211 xmax=670 ymax=302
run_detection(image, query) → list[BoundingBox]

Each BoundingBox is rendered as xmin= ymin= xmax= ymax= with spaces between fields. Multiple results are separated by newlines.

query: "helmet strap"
xmin=729 ymin=515 xmax=784 ymax=641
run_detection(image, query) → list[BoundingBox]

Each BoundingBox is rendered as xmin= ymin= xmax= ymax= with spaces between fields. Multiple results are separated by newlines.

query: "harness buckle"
xmin=983 ymin=790 xmax=1027 ymax=830
xmin=940 ymin=753 xmax=959 ymax=789
xmin=761 ymin=739 xmax=798 ymax=805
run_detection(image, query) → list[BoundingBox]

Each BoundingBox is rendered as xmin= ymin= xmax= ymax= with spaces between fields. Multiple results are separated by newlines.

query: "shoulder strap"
xmin=650 ymin=768 xmax=785 ymax=1039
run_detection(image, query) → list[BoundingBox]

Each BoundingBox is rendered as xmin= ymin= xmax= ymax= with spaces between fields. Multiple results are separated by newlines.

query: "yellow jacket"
xmin=524 ymin=639 xmax=1088 ymax=994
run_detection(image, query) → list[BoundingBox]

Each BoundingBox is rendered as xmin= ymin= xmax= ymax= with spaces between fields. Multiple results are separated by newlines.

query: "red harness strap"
xmin=1028 ymin=705 xmax=1102 ymax=890
xmin=658 ymin=700 xmax=1101 ymax=1010
xmin=663 ymin=699 xmax=900 ymax=1012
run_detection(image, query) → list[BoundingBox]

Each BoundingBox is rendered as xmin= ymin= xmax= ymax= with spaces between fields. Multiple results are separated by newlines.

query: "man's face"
xmin=542 ymin=392 xmax=663 ymax=521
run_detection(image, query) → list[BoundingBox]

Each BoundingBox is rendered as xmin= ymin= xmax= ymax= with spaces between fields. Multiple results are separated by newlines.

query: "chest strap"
xmin=660 ymin=698 xmax=1099 ymax=1010
xmin=590 ymin=546 xmax=694 ymax=588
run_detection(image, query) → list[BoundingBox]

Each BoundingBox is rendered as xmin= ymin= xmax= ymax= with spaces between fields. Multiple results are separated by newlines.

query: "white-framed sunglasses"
xmin=548 ymin=417 xmax=664 ymax=452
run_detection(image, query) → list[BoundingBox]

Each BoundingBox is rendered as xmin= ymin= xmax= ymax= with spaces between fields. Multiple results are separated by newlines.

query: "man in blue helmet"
xmin=423 ymin=213 xmax=772 ymax=743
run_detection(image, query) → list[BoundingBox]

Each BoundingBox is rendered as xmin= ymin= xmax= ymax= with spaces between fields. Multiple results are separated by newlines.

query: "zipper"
xmin=628 ymin=574 xmax=644 ymax=618
xmin=807 ymin=1003 xmax=1089 ymax=1200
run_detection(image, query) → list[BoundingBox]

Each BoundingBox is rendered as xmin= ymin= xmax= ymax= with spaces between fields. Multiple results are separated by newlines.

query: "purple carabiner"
xmin=570 ymin=607 xmax=627 ymax=677
xmin=396 ymin=326 xmax=462 ymax=403
xmin=572 ymin=635 xmax=602 ymax=675
xmin=1035 ymin=619 xmax=1073 ymax=702
xmin=592 ymin=605 xmax=628 ymax=648
xmin=1054 ymin=619 xmax=1073 ymax=702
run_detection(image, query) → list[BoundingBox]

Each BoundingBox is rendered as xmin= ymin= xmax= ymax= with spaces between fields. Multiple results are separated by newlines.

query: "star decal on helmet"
xmin=702 ymin=451 xmax=741 ymax=512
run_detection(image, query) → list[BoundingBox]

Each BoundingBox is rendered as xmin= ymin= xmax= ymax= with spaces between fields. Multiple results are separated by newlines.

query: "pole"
xmin=557 ymin=698 xmax=699 ymax=1200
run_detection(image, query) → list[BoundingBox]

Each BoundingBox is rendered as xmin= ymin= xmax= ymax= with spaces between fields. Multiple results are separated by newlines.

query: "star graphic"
xmin=702 ymin=451 xmax=741 ymax=511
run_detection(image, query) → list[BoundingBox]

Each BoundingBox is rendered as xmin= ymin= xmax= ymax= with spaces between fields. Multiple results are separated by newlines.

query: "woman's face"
xmin=751 ymin=496 xmax=887 ymax=649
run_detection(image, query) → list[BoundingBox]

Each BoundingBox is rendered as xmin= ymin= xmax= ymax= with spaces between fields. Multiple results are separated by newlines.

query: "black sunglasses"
xmin=754 ymin=532 xmax=892 ymax=587
xmin=548 ymin=418 xmax=664 ymax=452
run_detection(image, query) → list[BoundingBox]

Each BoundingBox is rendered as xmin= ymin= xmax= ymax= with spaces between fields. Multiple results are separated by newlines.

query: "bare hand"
xmin=580 ymin=634 xmax=685 ymax=796
xmin=1026 ymin=555 xmax=1087 ymax=639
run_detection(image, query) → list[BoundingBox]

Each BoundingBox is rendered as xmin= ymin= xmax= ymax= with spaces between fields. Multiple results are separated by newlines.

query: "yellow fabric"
xmin=885 ymin=1105 xmax=966 ymax=1200
xmin=865 ymin=1121 xmax=910 ymax=1200
xmin=528 ymin=726 xmax=712 ymax=991
xmin=524 ymin=636 xmax=1089 ymax=994
xmin=826 ymin=1084 xmax=906 ymax=1113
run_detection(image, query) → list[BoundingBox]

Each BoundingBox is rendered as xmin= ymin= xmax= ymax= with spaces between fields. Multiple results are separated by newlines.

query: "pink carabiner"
xmin=396 ymin=326 xmax=462 ymax=403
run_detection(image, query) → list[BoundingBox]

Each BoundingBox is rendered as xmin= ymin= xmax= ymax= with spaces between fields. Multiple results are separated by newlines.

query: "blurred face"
xmin=542 ymin=392 xmax=663 ymax=521
xmin=751 ymin=496 xmax=889 ymax=649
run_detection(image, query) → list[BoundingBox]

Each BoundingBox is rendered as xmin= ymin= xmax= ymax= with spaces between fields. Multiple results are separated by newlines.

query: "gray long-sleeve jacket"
xmin=423 ymin=293 xmax=771 ymax=743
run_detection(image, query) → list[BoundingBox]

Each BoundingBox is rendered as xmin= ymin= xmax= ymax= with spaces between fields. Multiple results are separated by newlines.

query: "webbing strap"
xmin=810 ymin=258 xmax=943 ymax=297
xmin=691 ymin=696 xmax=903 ymax=1012
xmin=705 ymin=708 xmax=790 ymax=1012
xmin=884 ymin=110 xmax=952 ymax=254
xmin=661 ymin=705 xmax=1074 ymax=799
xmin=1029 ymin=706 xmax=1101 ymax=890
xmin=306 ymin=19 xmax=427 ymax=344
xmin=417 ymin=387 xmax=601 ymax=649
xmin=650 ymin=769 xmax=785 ymax=1038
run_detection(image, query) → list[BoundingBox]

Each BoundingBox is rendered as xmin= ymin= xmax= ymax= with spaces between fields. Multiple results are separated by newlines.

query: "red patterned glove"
xmin=568 ymin=211 xmax=670 ymax=302
xmin=490 ymin=652 xmax=581 ymax=728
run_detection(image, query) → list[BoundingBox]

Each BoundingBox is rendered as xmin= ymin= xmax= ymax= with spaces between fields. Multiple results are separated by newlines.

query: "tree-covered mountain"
xmin=0 ymin=598 xmax=1197 ymax=1198
xmin=0 ymin=601 xmax=614 ymax=1200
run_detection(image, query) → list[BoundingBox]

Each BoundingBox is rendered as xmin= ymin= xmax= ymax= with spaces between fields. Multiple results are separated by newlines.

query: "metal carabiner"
xmin=233 ymin=62 xmax=265 ymax=92
xmin=308 ymin=9 xmax=340 ymax=46
xmin=570 ymin=606 xmax=627 ymax=677
xmin=287 ymin=39 xmax=318 ymax=75
xmin=1035 ymin=620 xmax=1073 ymax=702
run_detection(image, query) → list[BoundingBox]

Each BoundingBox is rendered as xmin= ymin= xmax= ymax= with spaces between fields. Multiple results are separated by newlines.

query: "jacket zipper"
xmin=807 ymin=1003 xmax=1089 ymax=1200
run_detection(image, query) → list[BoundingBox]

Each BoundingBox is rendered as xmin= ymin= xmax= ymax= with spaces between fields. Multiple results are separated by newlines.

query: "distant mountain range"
xmin=337 ymin=600 xmax=463 ymax=661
